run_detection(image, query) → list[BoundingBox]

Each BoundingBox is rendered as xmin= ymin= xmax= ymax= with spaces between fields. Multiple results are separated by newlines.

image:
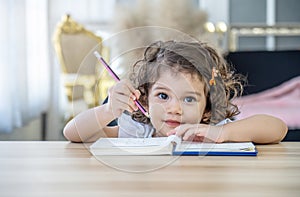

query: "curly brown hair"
xmin=129 ymin=40 xmax=245 ymax=125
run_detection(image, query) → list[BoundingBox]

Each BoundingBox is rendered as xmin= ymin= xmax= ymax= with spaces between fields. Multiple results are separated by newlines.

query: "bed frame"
xmin=225 ymin=50 xmax=300 ymax=141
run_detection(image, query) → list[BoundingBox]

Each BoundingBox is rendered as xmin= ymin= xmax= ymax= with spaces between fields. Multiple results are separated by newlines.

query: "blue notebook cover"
xmin=172 ymin=142 xmax=258 ymax=156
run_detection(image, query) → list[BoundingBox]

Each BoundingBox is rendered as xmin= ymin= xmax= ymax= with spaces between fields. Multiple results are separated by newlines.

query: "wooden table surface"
xmin=0 ymin=141 xmax=299 ymax=196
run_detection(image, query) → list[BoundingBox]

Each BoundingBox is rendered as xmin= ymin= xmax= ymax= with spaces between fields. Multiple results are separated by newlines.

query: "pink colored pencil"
xmin=94 ymin=51 xmax=150 ymax=118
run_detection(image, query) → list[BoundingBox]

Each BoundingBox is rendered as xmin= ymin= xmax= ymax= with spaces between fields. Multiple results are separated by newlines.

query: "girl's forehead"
xmin=157 ymin=63 xmax=202 ymax=78
xmin=152 ymin=69 xmax=205 ymax=92
xmin=159 ymin=65 xmax=202 ymax=81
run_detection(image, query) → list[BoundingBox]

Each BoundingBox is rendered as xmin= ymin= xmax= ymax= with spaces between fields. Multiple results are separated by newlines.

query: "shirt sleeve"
xmin=216 ymin=118 xmax=233 ymax=126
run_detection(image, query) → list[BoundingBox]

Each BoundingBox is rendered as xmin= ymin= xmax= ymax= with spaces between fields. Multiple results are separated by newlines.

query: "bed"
xmin=225 ymin=50 xmax=300 ymax=141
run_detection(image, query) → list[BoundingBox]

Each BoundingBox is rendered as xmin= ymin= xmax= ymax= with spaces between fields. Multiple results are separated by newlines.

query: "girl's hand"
xmin=167 ymin=124 xmax=226 ymax=143
xmin=106 ymin=79 xmax=140 ymax=118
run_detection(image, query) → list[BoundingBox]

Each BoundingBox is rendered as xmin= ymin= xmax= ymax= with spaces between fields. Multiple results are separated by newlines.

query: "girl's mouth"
xmin=164 ymin=120 xmax=181 ymax=128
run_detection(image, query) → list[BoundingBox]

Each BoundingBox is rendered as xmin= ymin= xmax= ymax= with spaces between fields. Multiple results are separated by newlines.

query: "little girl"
xmin=63 ymin=40 xmax=287 ymax=143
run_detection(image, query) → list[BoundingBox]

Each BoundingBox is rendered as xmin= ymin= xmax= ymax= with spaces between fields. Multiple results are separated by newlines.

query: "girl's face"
xmin=148 ymin=68 xmax=207 ymax=137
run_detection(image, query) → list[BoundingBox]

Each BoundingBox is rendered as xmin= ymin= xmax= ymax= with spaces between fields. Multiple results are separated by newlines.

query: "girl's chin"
xmin=154 ymin=124 xmax=174 ymax=137
xmin=153 ymin=129 xmax=169 ymax=137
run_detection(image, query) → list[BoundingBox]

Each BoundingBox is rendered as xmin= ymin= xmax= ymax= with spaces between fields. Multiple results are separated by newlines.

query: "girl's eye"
xmin=158 ymin=93 xmax=168 ymax=100
xmin=184 ymin=97 xmax=196 ymax=103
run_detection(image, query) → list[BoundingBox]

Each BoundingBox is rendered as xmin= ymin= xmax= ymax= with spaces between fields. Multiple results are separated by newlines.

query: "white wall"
xmin=199 ymin=0 xmax=229 ymax=23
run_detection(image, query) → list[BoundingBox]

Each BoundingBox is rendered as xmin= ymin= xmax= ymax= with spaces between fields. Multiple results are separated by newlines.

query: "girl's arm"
xmin=222 ymin=114 xmax=288 ymax=144
xmin=63 ymin=103 xmax=118 ymax=142
xmin=170 ymin=114 xmax=288 ymax=144
xmin=63 ymin=79 xmax=140 ymax=143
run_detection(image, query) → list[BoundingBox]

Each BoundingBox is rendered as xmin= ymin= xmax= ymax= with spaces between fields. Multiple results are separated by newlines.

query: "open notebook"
xmin=90 ymin=135 xmax=257 ymax=156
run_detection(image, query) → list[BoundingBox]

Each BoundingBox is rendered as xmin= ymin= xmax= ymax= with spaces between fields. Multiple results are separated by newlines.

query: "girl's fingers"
xmin=173 ymin=124 xmax=223 ymax=142
xmin=175 ymin=124 xmax=204 ymax=136
xmin=110 ymin=99 xmax=135 ymax=114
xmin=173 ymin=124 xmax=190 ymax=137
xmin=114 ymin=94 xmax=138 ymax=111
xmin=166 ymin=130 xmax=176 ymax=136
xmin=174 ymin=124 xmax=208 ymax=141
xmin=133 ymin=89 xmax=141 ymax=100
xmin=117 ymin=102 xmax=136 ymax=113
xmin=182 ymin=128 xmax=200 ymax=141
xmin=108 ymin=80 xmax=142 ymax=115
xmin=113 ymin=80 xmax=141 ymax=101
xmin=122 ymin=80 xmax=140 ymax=99
xmin=113 ymin=84 xmax=131 ymax=97
xmin=108 ymin=91 xmax=137 ymax=111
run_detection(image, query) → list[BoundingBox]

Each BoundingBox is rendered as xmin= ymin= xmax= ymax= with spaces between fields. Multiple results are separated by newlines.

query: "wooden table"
xmin=0 ymin=141 xmax=300 ymax=196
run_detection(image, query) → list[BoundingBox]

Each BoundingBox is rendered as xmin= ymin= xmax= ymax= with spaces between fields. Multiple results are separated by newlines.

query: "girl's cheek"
xmin=184 ymin=107 xmax=203 ymax=123
xmin=149 ymin=103 xmax=165 ymax=116
xmin=149 ymin=103 xmax=166 ymax=128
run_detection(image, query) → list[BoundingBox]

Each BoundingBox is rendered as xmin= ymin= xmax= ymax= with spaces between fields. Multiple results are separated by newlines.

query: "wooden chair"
xmin=53 ymin=14 xmax=111 ymax=120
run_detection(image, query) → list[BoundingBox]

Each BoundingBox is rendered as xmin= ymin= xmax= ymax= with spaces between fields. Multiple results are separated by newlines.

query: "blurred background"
xmin=0 ymin=0 xmax=299 ymax=141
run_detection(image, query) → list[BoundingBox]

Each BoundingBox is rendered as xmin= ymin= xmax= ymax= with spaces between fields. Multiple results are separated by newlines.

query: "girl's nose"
xmin=166 ymin=98 xmax=182 ymax=115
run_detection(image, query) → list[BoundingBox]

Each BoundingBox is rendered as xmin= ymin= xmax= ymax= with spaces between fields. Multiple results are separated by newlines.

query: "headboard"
xmin=225 ymin=50 xmax=300 ymax=96
xmin=225 ymin=50 xmax=300 ymax=141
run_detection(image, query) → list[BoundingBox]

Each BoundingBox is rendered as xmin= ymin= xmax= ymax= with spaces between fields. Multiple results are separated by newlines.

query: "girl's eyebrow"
xmin=185 ymin=91 xmax=203 ymax=97
xmin=152 ymin=86 xmax=169 ymax=91
xmin=151 ymin=83 xmax=170 ymax=90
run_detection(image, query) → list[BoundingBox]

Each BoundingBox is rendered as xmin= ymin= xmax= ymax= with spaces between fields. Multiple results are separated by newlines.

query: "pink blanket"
xmin=233 ymin=76 xmax=300 ymax=128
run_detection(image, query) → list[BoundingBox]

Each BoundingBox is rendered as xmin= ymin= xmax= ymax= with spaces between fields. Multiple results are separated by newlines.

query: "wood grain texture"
xmin=0 ymin=141 xmax=299 ymax=196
